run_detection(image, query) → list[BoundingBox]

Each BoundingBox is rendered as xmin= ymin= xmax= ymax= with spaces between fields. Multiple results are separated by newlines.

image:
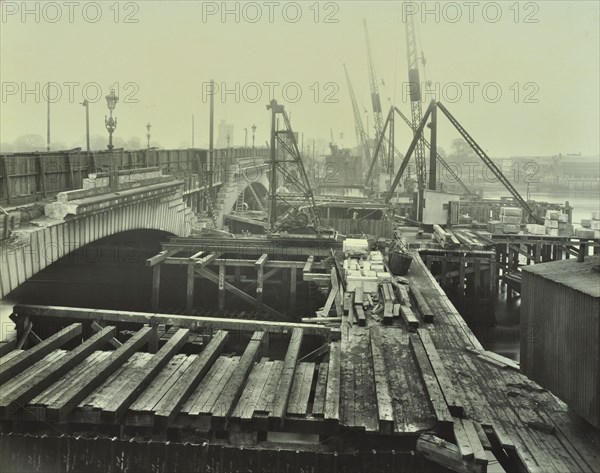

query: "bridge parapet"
xmin=0 ymin=147 xmax=268 ymax=207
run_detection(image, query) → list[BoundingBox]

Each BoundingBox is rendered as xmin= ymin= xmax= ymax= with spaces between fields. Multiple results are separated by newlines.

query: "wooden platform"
xmin=2 ymin=252 xmax=600 ymax=472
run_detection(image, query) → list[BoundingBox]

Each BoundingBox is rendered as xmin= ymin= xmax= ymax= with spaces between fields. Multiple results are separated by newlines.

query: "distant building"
xmin=216 ymin=120 xmax=234 ymax=148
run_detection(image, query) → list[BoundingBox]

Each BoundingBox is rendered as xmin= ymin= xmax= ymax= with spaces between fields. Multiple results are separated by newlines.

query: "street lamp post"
xmin=80 ymin=99 xmax=90 ymax=154
xmin=105 ymin=88 xmax=119 ymax=150
xmin=146 ymin=123 xmax=151 ymax=149
xmin=244 ymin=128 xmax=248 ymax=148
xmin=251 ymin=123 xmax=256 ymax=150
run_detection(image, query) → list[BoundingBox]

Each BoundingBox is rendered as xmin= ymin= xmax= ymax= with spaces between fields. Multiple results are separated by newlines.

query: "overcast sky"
xmin=1 ymin=0 xmax=599 ymax=157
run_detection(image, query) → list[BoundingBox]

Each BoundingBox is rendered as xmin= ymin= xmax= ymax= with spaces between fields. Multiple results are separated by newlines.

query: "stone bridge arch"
xmin=1 ymin=180 xmax=194 ymax=298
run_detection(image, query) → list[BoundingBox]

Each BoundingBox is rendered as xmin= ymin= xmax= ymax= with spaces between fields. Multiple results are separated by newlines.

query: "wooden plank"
xmin=303 ymin=256 xmax=314 ymax=273
xmin=287 ymin=362 xmax=315 ymax=416
xmin=400 ymin=305 xmax=419 ymax=332
xmin=255 ymin=253 xmax=268 ymax=268
xmin=369 ymin=329 xmax=394 ymax=434
xmin=0 ymin=327 xmax=116 ymax=416
xmin=354 ymin=304 xmax=366 ymax=327
xmin=15 ymin=305 xmax=335 ymax=339
xmin=270 ymin=328 xmax=303 ymax=424
xmin=0 ymin=339 xmax=16 ymax=358
xmin=324 ymin=341 xmax=340 ymax=422
xmin=213 ymin=331 xmax=266 ymax=420
xmin=182 ymin=357 xmax=226 ymax=415
xmin=102 ymin=329 xmax=189 ymax=421
xmin=409 ymin=334 xmax=452 ymax=427
xmin=312 ymin=362 xmax=329 ymax=417
xmin=146 ymin=249 xmax=176 ymax=267
xmin=0 ymin=323 xmax=82 ymax=384
xmin=417 ymin=434 xmax=484 ymax=473
xmin=453 ymin=418 xmax=474 ymax=459
xmin=91 ymin=321 xmax=121 ymax=348
xmin=462 ymin=419 xmax=489 ymax=465
xmin=320 ymin=286 xmax=338 ymax=318
xmin=254 ymin=360 xmax=284 ymax=414
xmin=28 ymin=351 xmax=108 ymax=411
xmin=234 ymin=361 xmax=272 ymax=420
xmin=45 ymin=326 xmax=155 ymax=422
xmin=154 ymin=330 xmax=228 ymax=425
xmin=192 ymin=251 xmax=220 ymax=267
xmin=410 ymin=286 xmax=434 ymax=323
xmin=127 ymin=354 xmax=190 ymax=422
xmin=418 ymin=329 xmax=463 ymax=417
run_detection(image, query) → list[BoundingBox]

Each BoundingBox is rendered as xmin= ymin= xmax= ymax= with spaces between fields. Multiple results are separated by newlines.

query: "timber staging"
xmin=1 ymin=250 xmax=599 ymax=472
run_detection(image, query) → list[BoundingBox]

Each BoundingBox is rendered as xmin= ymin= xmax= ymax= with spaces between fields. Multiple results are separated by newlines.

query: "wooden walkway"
xmin=1 ymin=252 xmax=599 ymax=472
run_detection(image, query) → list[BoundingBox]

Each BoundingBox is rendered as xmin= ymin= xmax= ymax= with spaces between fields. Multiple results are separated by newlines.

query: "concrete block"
xmin=575 ymin=228 xmax=595 ymax=238
xmin=545 ymin=227 xmax=559 ymax=237
xmin=558 ymin=214 xmax=569 ymax=223
xmin=545 ymin=219 xmax=559 ymax=229
xmin=526 ymin=224 xmax=546 ymax=235
xmin=502 ymin=224 xmax=519 ymax=234
xmin=581 ymin=219 xmax=592 ymax=228
xmin=343 ymin=238 xmax=369 ymax=252
xmin=501 ymin=207 xmax=523 ymax=217
xmin=501 ymin=215 xmax=521 ymax=224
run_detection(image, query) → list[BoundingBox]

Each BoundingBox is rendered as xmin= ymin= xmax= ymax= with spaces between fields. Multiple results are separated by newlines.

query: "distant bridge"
xmin=0 ymin=147 xmax=269 ymax=297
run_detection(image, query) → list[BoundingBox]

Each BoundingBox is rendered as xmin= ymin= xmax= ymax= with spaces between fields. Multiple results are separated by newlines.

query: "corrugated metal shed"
xmin=521 ymin=256 xmax=600 ymax=428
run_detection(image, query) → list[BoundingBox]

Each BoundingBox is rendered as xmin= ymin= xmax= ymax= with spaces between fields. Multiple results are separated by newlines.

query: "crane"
xmin=266 ymin=99 xmax=321 ymax=232
xmin=363 ymin=18 xmax=390 ymax=175
xmin=405 ymin=8 xmax=428 ymax=199
xmin=343 ymin=64 xmax=371 ymax=166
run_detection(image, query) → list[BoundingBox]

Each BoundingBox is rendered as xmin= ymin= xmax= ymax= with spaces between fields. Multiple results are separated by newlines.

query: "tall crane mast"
xmin=363 ymin=19 xmax=390 ymax=174
xmin=405 ymin=10 xmax=427 ymax=194
xmin=343 ymin=64 xmax=371 ymax=166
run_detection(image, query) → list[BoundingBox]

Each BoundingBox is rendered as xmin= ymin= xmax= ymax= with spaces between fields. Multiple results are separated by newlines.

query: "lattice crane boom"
xmin=343 ymin=64 xmax=371 ymax=166
xmin=363 ymin=18 xmax=390 ymax=174
xmin=405 ymin=9 xmax=427 ymax=191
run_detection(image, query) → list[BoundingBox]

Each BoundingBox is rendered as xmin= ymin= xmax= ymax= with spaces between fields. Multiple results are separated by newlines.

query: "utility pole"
xmin=80 ymin=100 xmax=90 ymax=154
xmin=267 ymin=100 xmax=280 ymax=228
xmin=209 ymin=79 xmax=215 ymax=200
xmin=244 ymin=128 xmax=248 ymax=147
xmin=46 ymin=82 xmax=50 ymax=151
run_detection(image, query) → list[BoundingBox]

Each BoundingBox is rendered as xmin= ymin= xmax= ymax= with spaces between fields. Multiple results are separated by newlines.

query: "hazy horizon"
xmin=2 ymin=1 xmax=599 ymax=157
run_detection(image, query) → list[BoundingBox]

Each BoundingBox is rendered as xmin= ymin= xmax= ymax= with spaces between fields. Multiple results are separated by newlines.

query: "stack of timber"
xmin=433 ymin=225 xmax=460 ymax=249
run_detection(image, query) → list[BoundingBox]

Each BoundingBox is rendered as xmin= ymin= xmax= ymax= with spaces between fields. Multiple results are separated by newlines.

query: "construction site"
xmin=1 ymin=2 xmax=599 ymax=473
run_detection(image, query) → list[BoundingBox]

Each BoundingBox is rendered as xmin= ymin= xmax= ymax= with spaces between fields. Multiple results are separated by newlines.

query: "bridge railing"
xmin=0 ymin=147 xmax=268 ymax=206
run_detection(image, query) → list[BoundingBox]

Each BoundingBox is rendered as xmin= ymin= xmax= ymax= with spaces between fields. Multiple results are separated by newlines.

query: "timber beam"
xmin=13 ymin=305 xmax=338 ymax=339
